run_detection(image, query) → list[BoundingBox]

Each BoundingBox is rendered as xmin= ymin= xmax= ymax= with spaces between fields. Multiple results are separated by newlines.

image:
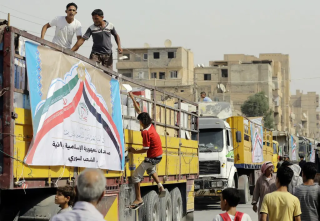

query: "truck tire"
xmin=238 ymin=175 xmax=249 ymax=204
xmin=160 ymin=189 xmax=172 ymax=221
xmin=171 ymin=187 xmax=183 ymax=221
xmin=139 ymin=190 xmax=161 ymax=221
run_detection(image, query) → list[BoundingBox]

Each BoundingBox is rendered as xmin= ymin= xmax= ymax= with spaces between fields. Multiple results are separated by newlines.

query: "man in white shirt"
xmin=41 ymin=3 xmax=82 ymax=49
xmin=52 ymin=168 xmax=106 ymax=221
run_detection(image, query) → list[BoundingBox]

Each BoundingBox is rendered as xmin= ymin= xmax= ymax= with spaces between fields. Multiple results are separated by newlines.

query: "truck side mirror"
xmin=236 ymin=131 xmax=242 ymax=143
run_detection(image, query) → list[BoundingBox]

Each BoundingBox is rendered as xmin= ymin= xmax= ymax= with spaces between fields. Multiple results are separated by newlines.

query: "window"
xmin=122 ymin=73 xmax=132 ymax=78
xmin=151 ymin=72 xmax=157 ymax=79
xmin=204 ymin=74 xmax=211 ymax=81
xmin=221 ymin=69 xmax=228 ymax=77
xmin=170 ymin=71 xmax=178 ymax=78
xmin=159 ymin=72 xmax=165 ymax=79
xmin=123 ymin=54 xmax=130 ymax=60
xmin=143 ymin=53 xmax=148 ymax=60
xmin=138 ymin=72 xmax=145 ymax=79
xmin=153 ymin=52 xmax=160 ymax=59
xmin=168 ymin=52 xmax=176 ymax=59
xmin=226 ymin=130 xmax=230 ymax=146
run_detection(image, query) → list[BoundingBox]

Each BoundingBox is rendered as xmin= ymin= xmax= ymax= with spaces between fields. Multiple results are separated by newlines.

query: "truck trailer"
xmin=0 ymin=26 xmax=199 ymax=221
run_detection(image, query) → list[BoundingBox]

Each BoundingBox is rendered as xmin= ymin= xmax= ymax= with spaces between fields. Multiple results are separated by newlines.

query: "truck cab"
xmin=194 ymin=117 xmax=237 ymax=203
xmin=272 ymin=140 xmax=279 ymax=172
xmin=299 ymin=137 xmax=311 ymax=161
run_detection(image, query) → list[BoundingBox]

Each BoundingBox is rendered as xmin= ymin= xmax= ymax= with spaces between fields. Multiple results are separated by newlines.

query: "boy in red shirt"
xmin=128 ymin=92 xmax=165 ymax=210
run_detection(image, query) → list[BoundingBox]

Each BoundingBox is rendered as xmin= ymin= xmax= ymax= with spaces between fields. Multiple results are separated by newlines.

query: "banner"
xmin=291 ymin=136 xmax=297 ymax=161
xmin=24 ymin=42 xmax=124 ymax=171
xmin=250 ymin=122 xmax=264 ymax=163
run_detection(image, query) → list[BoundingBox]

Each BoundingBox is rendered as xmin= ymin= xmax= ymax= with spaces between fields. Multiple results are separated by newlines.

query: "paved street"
xmin=194 ymin=201 xmax=258 ymax=221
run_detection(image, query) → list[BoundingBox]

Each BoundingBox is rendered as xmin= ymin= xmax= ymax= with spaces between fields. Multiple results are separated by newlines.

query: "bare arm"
xmin=294 ymin=216 xmax=301 ymax=221
xmin=71 ymin=38 xmax=85 ymax=52
xmin=129 ymin=92 xmax=141 ymax=114
xmin=77 ymin=36 xmax=82 ymax=41
xmin=41 ymin=23 xmax=51 ymax=39
xmin=129 ymin=147 xmax=147 ymax=154
xmin=260 ymin=213 xmax=267 ymax=221
xmin=114 ymin=34 xmax=123 ymax=54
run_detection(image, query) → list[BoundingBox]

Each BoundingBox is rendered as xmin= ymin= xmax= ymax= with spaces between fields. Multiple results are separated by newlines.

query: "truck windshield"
xmin=299 ymin=142 xmax=306 ymax=154
xmin=199 ymin=129 xmax=224 ymax=152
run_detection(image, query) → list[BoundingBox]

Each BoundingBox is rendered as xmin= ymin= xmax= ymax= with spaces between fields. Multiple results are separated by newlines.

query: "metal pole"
xmin=8 ymin=13 xmax=10 ymax=26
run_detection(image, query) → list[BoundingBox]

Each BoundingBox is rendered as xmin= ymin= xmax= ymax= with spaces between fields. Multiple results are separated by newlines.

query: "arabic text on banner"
xmin=24 ymin=42 xmax=125 ymax=171
xmin=291 ymin=136 xmax=297 ymax=161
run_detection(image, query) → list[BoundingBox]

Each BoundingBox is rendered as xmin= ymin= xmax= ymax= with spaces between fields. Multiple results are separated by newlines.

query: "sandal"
xmin=129 ymin=201 xmax=144 ymax=210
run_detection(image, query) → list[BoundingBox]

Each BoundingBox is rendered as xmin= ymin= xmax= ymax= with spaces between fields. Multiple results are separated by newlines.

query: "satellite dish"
xmin=303 ymin=113 xmax=307 ymax=118
xmin=201 ymin=64 xmax=205 ymax=68
xmin=144 ymin=43 xmax=150 ymax=48
xmin=219 ymin=84 xmax=226 ymax=93
xmin=197 ymin=64 xmax=201 ymax=67
xmin=164 ymin=39 xmax=172 ymax=47
xmin=217 ymin=84 xmax=220 ymax=89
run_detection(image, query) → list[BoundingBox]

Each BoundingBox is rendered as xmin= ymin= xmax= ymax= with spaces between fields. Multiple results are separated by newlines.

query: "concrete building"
xmin=195 ymin=53 xmax=291 ymax=131
xmin=116 ymin=47 xmax=194 ymax=100
xmin=291 ymin=90 xmax=320 ymax=139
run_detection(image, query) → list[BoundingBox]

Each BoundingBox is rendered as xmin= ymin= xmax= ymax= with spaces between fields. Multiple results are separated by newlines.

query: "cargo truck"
xmin=195 ymin=115 xmax=273 ymax=204
xmin=0 ymin=26 xmax=199 ymax=221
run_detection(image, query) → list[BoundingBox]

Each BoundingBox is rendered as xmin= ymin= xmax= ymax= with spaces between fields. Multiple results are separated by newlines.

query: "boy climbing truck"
xmin=127 ymin=92 xmax=166 ymax=210
xmin=0 ymin=27 xmax=199 ymax=221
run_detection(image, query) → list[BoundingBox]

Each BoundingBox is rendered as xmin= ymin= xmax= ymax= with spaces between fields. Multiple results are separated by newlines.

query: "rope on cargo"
xmin=54 ymin=165 xmax=66 ymax=187
xmin=0 ymin=143 xmax=33 ymax=177
xmin=0 ymin=87 xmax=9 ymax=97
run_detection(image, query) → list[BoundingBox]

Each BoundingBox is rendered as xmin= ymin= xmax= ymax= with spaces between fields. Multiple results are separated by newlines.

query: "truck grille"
xmin=199 ymin=160 xmax=221 ymax=175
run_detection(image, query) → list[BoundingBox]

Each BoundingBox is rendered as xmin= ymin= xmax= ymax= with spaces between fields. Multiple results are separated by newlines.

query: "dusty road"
xmin=194 ymin=202 xmax=258 ymax=221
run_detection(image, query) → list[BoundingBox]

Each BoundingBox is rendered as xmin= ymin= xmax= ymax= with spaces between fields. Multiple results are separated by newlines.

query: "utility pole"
xmin=7 ymin=13 xmax=10 ymax=26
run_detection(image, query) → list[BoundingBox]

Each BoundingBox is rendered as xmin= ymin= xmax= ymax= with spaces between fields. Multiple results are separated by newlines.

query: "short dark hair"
xmin=137 ymin=112 xmax=152 ymax=127
xmin=66 ymin=2 xmax=78 ymax=10
xmin=57 ymin=186 xmax=76 ymax=205
xmin=281 ymin=161 xmax=293 ymax=167
xmin=277 ymin=166 xmax=293 ymax=187
xmin=302 ymin=162 xmax=317 ymax=180
xmin=221 ymin=188 xmax=240 ymax=207
xmin=92 ymin=9 xmax=104 ymax=17
xmin=200 ymin=92 xmax=206 ymax=95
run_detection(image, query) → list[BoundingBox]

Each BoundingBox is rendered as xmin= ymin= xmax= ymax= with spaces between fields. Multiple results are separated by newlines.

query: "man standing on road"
xmin=41 ymin=3 xmax=82 ymax=49
xmin=260 ymin=166 xmax=301 ymax=221
xmin=294 ymin=162 xmax=320 ymax=221
xmin=252 ymin=161 xmax=276 ymax=221
xmin=200 ymin=92 xmax=212 ymax=102
xmin=71 ymin=9 xmax=122 ymax=69
xmin=52 ymin=168 xmax=106 ymax=221
xmin=298 ymin=155 xmax=306 ymax=176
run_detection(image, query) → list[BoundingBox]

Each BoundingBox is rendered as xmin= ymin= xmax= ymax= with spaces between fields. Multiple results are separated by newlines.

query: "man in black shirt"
xmin=72 ymin=9 xmax=122 ymax=69
xmin=299 ymin=155 xmax=306 ymax=176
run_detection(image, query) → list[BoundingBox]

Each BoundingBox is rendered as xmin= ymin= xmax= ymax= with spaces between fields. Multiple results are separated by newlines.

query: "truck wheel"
xmin=160 ymin=189 xmax=172 ymax=221
xmin=139 ymin=190 xmax=160 ymax=221
xmin=238 ymin=175 xmax=249 ymax=204
xmin=171 ymin=187 xmax=183 ymax=221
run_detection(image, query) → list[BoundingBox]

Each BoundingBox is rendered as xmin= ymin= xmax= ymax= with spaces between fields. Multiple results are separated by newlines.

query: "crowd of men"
xmin=250 ymin=157 xmax=320 ymax=221
xmin=41 ymin=2 xmax=122 ymax=69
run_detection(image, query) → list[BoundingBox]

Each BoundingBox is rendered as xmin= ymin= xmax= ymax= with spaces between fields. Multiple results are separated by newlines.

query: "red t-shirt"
xmin=141 ymin=124 xmax=163 ymax=158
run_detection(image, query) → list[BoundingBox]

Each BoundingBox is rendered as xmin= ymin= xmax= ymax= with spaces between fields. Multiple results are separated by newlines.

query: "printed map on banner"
xmin=250 ymin=122 xmax=264 ymax=163
xmin=291 ymin=136 xmax=297 ymax=161
xmin=24 ymin=42 xmax=124 ymax=171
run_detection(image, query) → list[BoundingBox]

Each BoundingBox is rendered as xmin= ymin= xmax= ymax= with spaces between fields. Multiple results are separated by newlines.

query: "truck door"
xmin=226 ymin=129 xmax=234 ymax=174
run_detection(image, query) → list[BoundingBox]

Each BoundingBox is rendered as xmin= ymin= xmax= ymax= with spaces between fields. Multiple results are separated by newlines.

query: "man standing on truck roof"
xmin=41 ymin=3 xmax=82 ymax=49
xmin=71 ymin=9 xmax=122 ymax=69
xmin=127 ymin=92 xmax=166 ymax=210
xmin=200 ymin=92 xmax=212 ymax=102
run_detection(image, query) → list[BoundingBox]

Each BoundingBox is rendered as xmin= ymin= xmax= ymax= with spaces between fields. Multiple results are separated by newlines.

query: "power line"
xmin=0 ymin=11 xmax=43 ymax=26
xmin=0 ymin=4 xmax=48 ymax=21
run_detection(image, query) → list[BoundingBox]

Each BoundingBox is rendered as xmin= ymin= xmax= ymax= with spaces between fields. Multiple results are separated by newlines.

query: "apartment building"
xmin=291 ymin=90 xmax=320 ymax=139
xmin=116 ymin=47 xmax=194 ymax=100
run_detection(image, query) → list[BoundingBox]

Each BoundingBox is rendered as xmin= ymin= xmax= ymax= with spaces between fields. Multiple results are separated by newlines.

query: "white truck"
xmin=194 ymin=103 xmax=248 ymax=204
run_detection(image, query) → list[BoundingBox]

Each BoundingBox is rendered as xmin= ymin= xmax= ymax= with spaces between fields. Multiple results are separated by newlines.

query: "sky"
xmin=1 ymin=0 xmax=320 ymax=96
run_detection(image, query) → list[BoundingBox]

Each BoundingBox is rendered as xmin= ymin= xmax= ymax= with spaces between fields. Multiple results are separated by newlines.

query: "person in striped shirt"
xmin=294 ymin=162 xmax=320 ymax=221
